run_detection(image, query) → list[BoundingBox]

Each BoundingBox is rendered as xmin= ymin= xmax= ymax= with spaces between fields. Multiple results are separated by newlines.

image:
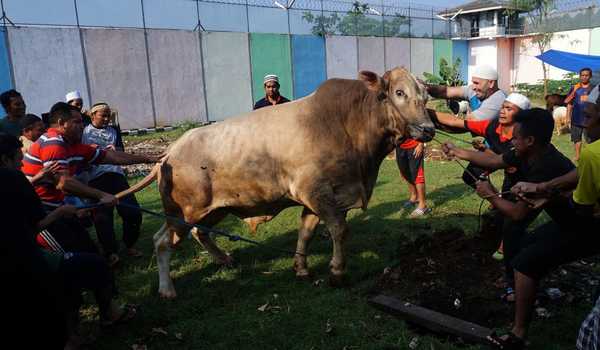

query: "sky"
xmin=5 ymin=0 xmax=467 ymax=31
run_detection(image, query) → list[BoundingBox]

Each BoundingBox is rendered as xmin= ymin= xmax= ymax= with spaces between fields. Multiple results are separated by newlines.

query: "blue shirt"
xmin=568 ymin=84 xmax=594 ymax=127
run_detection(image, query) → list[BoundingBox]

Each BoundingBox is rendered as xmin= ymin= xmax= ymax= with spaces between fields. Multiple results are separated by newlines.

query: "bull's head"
xmin=359 ymin=67 xmax=435 ymax=143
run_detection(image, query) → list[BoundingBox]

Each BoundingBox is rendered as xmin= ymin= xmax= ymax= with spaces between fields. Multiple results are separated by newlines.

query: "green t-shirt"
xmin=0 ymin=117 xmax=23 ymax=137
xmin=573 ymin=139 xmax=600 ymax=206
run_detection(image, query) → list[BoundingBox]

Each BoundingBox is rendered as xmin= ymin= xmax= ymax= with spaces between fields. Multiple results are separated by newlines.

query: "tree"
xmin=509 ymin=0 xmax=559 ymax=97
xmin=423 ymin=58 xmax=465 ymax=87
xmin=302 ymin=1 xmax=409 ymax=37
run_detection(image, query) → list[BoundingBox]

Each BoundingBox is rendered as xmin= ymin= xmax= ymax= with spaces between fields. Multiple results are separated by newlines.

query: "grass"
xmin=87 ymin=131 xmax=591 ymax=350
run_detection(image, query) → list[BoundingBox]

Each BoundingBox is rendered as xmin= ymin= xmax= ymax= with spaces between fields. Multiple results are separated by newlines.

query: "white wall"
xmin=468 ymin=39 xmax=497 ymax=83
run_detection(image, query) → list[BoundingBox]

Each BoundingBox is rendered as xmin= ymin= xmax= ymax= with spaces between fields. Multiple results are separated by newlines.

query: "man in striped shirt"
xmin=22 ymin=102 xmax=159 ymax=253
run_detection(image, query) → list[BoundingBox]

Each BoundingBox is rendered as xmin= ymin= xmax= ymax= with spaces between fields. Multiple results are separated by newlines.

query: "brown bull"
xmin=119 ymin=67 xmax=435 ymax=298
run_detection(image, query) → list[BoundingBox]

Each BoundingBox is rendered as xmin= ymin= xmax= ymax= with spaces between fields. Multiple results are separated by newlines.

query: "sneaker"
xmin=409 ymin=207 xmax=432 ymax=217
xmin=403 ymin=200 xmax=418 ymax=208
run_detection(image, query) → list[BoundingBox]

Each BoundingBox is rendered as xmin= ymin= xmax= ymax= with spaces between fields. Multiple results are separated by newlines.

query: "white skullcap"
xmin=505 ymin=93 xmax=531 ymax=110
xmin=65 ymin=90 xmax=82 ymax=102
xmin=264 ymin=74 xmax=279 ymax=84
xmin=472 ymin=65 xmax=498 ymax=81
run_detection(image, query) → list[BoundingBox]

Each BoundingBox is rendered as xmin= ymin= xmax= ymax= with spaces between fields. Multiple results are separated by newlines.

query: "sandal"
xmin=402 ymin=200 xmax=418 ymax=208
xmin=487 ymin=332 xmax=525 ymax=350
xmin=501 ymin=287 xmax=515 ymax=303
xmin=101 ymin=304 xmax=137 ymax=329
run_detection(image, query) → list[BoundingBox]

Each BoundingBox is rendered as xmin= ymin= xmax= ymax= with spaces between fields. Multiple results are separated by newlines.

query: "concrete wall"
xmin=202 ymin=32 xmax=252 ymax=121
xmin=433 ymin=39 xmax=452 ymax=77
xmin=358 ymin=37 xmax=385 ymax=75
xmin=384 ymin=37 xmax=410 ymax=71
xmin=591 ymin=28 xmax=600 ymax=55
xmin=291 ymin=35 xmax=326 ymax=99
xmin=0 ymin=29 xmax=13 ymax=116
xmin=83 ymin=29 xmax=153 ymax=130
xmin=326 ymin=35 xmax=358 ymax=79
xmin=146 ymin=29 xmax=207 ymax=126
xmin=410 ymin=38 xmax=433 ymax=79
xmin=468 ymin=39 xmax=497 ymax=83
xmin=250 ymin=33 xmax=293 ymax=102
xmin=452 ymin=40 xmax=469 ymax=84
xmin=8 ymin=27 xmax=87 ymax=118
xmin=496 ymin=38 xmax=513 ymax=91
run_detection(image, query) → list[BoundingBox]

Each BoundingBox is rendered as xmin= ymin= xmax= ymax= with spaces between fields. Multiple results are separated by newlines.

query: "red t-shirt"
xmin=21 ymin=128 xmax=105 ymax=205
xmin=465 ymin=119 xmax=513 ymax=142
xmin=399 ymin=138 xmax=420 ymax=149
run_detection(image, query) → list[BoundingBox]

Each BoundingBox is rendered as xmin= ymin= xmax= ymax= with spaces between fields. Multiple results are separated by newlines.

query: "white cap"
xmin=65 ymin=90 xmax=82 ymax=102
xmin=263 ymin=74 xmax=279 ymax=84
xmin=505 ymin=93 xmax=531 ymax=110
xmin=472 ymin=65 xmax=498 ymax=81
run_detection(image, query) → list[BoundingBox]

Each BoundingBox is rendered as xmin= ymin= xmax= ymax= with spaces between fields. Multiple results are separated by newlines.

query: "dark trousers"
xmin=89 ymin=172 xmax=142 ymax=255
xmin=501 ymin=211 xmax=541 ymax=286
xmin=45 ymin=215 xmax=99 ymax=254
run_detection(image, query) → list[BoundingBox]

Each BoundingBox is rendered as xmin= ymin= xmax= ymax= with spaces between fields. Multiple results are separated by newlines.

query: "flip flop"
xmin=501 ymin=287 xmax=515 ymax=303
xmin=487 ymin=332 xmax=525 ymax=350
xmin=101 ymin=304 xmax=137 ymax=329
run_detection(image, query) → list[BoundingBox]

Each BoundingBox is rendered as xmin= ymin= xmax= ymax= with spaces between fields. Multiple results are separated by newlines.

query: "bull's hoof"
xmin=295 ymin=269 xmax=312 ymax=281
xmin=158 ymin=287 xmax=177 ymax=299
xmin=216 ymin=255 xmax=235 ymax=269
xmin=328 ymin=274 xmax=349 ymax=288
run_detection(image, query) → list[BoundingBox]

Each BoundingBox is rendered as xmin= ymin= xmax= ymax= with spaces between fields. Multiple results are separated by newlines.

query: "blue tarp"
xmin=536 ymin=49 xmax=600 ymax=72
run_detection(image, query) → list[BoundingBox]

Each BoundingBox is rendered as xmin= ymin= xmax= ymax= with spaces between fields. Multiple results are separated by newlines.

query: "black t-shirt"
xmin=502 ymin=144 xmax=576 ymax=225
xmin=253 ymin=95 xmax=290 ymax=110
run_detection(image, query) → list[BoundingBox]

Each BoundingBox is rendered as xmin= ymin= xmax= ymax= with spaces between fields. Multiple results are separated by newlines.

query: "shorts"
xmin=571 ymin=124 xmax=589 ymax=143
xmin=511 ymin=219 xmax=600 ymax=280
xmin=395 ymin=145 xmax=424 ymax=185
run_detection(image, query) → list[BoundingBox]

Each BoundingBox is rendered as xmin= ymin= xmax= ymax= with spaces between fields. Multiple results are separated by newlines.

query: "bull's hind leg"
xmin=294 ymin=208 xmax=320 ymax=278
xmin=153 ymin=223 xmax=180 ymax=299
xmin=321 ymin=212 xmax=349 ymax=287
xmin=189 ymin=209 xmax=233 ymax=267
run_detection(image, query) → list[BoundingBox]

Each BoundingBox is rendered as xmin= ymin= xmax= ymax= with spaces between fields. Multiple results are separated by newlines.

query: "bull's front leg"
xmin=153 ymin=224 xmax=177 ymax=299
xmin=294 ymin=208 xmax=320 ymax=279
xmin=323 ymin=213 xmax=349 ymax=287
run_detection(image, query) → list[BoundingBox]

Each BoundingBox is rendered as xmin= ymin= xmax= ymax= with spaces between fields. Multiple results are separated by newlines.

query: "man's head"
xmin=499 ymin=93 xmax=530 ymax=125
xmin=580 ymin=67 xmax=592 ymax=85
xmin=89 ymin=102 xmax=111 ymax=129
xmin=65 ymin=90 xmax=83 ymax=112
xmin=471 ymin=65 xmax=498 ymax=100
xmin=20 ymin=114 xmax=45 ymax=142
xmin=49 ymin=102 xmax=84 ymax=144
xmin=583 ymin=102 xmax=600 ymax=142
xmin=0 ymin=132 xmax=23 ymax=170
xmin=263 ymin=74 xmax=280 ymax=99
xmin=511 ymin=108 xmax=554 ymax=157
xmin=0 ymin=89 xmax=26 ymax=119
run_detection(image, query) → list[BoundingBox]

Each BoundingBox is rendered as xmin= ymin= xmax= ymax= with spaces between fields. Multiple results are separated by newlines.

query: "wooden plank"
xmin=369 ymin=294 xmax=493 ymax=344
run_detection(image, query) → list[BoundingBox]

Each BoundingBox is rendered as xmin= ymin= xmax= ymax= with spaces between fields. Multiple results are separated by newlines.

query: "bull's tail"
xmin=116 ymin=162 xmax=161 ymax=199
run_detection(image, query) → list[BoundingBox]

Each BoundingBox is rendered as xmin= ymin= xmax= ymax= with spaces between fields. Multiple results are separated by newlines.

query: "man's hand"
xmin=442 ymin=142 xmax=457 ymax=158
xmin=98 ymin=193 xmax=118 ymax=207
xmin=511 ymin=181 xmax=546 ymax=196
xmin=475 ymin=180 xmax=497 ymax=199
xmin=471 ymin=139 xmax=486 ymax=152
xmin=30 ymin=161 xmax=62 ymax=185
xmin=413 ymin=143 xmax=424 ymax=158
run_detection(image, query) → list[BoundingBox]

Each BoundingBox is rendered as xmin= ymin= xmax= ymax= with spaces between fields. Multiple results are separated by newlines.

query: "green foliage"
xmin=514 ymin=72 xmax=578 ymax=99
xmin=423 ymin=58 xmax=465 ymax=87
xmin=302 ymin=1 xmax=409 ymax=37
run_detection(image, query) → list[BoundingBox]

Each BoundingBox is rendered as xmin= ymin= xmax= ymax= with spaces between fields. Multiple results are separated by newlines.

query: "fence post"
xmin=74 ymin=0 xmax=94 ymax=110
xmin=140 ymin=0 xmax=157 ymax=128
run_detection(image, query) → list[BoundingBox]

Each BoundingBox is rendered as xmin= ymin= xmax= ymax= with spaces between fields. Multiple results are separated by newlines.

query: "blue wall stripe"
xmin=291 ymin=35 xmax=326 ymax=99
xmin=452 ymin=40 xmax=469 ymax=84
xmin=0 ymin=28 xmax=13 ymax=116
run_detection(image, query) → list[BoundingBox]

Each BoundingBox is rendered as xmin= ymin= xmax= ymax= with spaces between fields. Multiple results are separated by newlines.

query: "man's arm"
xmin=511 ymin=169 xmax=578 ymax=196
xmin=37 ymin=205 xmax=78 ymax=230
xmin=426 ymin=85 xmax=465 ymax=99
xmin=443 ymin=142 xmax=507 ymax=170
xmin=56 ymin=174 xmax=116 ymax=205
xmin=433 ymin=111 xmax=469 ymax=130
xmin=476 ymin=181 xmax=533 ymax=221
xmin=99 ymin=150 xmax=159 ymax=166
xmin=566 ymin=103 xmax=573 ymax=124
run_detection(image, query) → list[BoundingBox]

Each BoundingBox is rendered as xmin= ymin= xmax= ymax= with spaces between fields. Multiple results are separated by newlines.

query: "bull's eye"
xmin=395 ymin=90 xmax=405 ymax=97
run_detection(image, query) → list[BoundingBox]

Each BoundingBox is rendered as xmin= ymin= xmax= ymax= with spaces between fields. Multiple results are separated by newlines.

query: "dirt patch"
xmin=122 ymin=137 xmax=171 ymax=177
xmin=372 ymin=227 xmax=600 ymax=329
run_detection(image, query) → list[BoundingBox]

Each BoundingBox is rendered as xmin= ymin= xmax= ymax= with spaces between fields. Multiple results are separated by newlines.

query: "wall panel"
xmin=410 ymin=38 xmax=433 ymax=79
xmin=433 ymin=39 xmax=452 ymax=77
xmin=358 ymin=37 xmax=384 ymax=75
xmin=325 ymin=35 xmax=357 ymax=79
xmin=384 ymin=37 xmax=410 ymax=71
xmin=250 ymin=33 xmax=293 ymax=102
xmin=452 ymin=40 xmax=469 ymax=84
xmin=291 ymin=35 xmax=326 ymax=98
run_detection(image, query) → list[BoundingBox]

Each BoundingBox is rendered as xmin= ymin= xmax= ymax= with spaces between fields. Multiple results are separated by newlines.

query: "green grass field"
xmin=85 ymin=130 xmax=592 ymax=350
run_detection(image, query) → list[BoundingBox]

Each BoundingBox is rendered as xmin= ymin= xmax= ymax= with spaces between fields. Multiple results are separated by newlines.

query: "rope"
xmin=76 ymin=202 xmax=307 ymax=257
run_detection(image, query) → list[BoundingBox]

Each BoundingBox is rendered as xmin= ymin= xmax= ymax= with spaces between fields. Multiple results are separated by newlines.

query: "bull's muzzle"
xmin=409 ymin=123 xmax=435 ymax=142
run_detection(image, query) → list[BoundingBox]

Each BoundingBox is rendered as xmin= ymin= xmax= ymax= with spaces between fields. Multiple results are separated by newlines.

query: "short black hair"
xmin=49 ymin=102 xmax=80 ymax=125
xmin=514 ymin=108 xmax=554 ymax=145
xmin=19 ymin=114 xmax=42 ymax=131
xmin=0 ymin=89 xmax=22 ymax=111
xmin=0 ymin=132 xmax=22 ymax=159
xmin=580 ymin=67 xmax=593 ymax=75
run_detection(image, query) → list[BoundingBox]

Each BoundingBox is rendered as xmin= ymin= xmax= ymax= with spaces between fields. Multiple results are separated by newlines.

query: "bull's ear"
xmin=358 ymin=70 xmax=383 ymax=92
